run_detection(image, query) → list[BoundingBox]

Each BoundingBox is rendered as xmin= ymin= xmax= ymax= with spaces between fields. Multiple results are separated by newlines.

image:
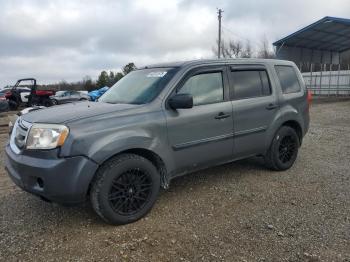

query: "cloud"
xmin=0 ymin=0 xmax=349 ymax=86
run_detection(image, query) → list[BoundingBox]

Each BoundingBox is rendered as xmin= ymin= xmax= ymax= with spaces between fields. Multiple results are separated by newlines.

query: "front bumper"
xmin=5 ymin=144 xmax=99 ymax=204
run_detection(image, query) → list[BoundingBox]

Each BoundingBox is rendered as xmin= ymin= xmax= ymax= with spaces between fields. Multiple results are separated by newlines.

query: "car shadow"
xmin=165 ymin=156 xmax=268 ymax=192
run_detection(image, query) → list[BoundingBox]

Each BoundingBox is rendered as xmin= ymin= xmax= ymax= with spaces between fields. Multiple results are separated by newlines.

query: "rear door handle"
xmin=215 ymin=112 xmax=231 ymax=120
xmin=266 ymin=103 xmax=278 ymax=110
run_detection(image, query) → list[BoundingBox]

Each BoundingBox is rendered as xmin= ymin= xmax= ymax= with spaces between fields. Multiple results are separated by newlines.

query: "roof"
xmin=273 ymin=16 xmax=350 ymax=52
xmin=143 ymin=58 xmax=294 ymax=69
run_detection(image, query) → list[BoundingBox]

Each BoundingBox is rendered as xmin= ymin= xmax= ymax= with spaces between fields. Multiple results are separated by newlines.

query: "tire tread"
xmin=90 ymin=153 xmax=157 ymax=224
xmin=264 ymin=126 xmax=299 ymax=171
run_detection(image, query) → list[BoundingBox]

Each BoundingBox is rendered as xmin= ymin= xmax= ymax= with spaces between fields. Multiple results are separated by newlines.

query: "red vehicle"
xmin=6 ymin=78 xmax=55 ymax=110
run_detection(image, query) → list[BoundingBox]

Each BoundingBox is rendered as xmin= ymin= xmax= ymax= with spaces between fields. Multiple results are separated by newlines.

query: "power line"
xmin=221 ymin=25 xmax=261 ymax=48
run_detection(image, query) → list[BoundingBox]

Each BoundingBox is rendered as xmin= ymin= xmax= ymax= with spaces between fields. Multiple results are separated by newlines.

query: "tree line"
xmin=40 ymin=62 xmax=137 ymax=92
xmin=212 ymin=36 xmax=276 ymax=59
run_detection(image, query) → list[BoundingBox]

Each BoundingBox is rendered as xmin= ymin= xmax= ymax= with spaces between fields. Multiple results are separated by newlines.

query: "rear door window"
xmin=230 ymin=70 xmax=271 ymax=100
xmin=275 ymin=65 xmax=301 ymax=94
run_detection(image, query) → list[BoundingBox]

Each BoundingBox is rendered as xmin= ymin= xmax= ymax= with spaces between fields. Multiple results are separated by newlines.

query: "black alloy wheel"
xmin=265 ymin=126 xmax=300 ymax=171
xmin=91 ymin=154 xmax=160 ymax=225
xmin=108 ymin=168 xmax=153 ymax=215
xmin=278 ymin=135 xmax=297 ymax=163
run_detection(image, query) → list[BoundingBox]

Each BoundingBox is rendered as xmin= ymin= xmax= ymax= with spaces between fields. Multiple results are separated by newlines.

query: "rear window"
xmin=230 ymin=70 xmax=271 ymax=99
xmin=275 ymin=65 xmax=301 ymax=94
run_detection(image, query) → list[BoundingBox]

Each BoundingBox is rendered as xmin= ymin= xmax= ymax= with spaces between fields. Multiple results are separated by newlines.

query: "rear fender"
xmin=264 ymin=105 xmax=304 ymax=151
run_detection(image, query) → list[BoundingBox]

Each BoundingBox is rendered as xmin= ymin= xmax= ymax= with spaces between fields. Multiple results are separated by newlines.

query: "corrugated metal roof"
xmin=273 ymin=16 xmax=350 ymax=52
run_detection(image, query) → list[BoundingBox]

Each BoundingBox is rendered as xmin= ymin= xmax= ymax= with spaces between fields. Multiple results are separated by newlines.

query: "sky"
xmin=0 ymin=0 xmax=349 ymax=87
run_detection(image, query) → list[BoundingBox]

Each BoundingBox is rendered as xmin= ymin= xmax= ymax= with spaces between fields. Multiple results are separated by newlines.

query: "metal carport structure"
xmin=273 ymin=17 xmax=350 ymax=95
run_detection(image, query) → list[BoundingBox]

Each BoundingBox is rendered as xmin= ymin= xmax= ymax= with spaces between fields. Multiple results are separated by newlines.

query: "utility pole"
xmin=217 ymin=8 xmax=223 ymax=59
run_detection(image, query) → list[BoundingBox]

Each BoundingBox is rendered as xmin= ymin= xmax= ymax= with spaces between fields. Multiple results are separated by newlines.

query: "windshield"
xmin=99 ymin=67 xmax=178 ymax=104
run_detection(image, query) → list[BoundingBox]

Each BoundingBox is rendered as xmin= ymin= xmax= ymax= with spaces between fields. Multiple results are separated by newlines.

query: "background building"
xmin=274 ymin=17 xmax=350 ymax=95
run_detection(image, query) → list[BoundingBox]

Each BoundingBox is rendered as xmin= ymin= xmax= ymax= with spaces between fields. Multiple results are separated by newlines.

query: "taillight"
xmin=307 ymin=90 xmax=312 ymax=105
xmin=306 ymin=90 xmax=312 ymax=112
xmin=5 ymin=91 xmax=11 ymax=98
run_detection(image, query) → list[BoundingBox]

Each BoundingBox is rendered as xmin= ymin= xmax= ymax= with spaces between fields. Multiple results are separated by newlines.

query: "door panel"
xmin=228 ymin=66 xmax=278 ymax=157
xmin=231 ymin=96 xmax=277 ymax=156
xmin=70 ymin=92 xmax=80 ymax=101
xmin=166 ymin=102 xmax=233 ymax=171
xmin=165 ymin=67 xmax=234 ymax=173
xmin=61 ymin=92 xmax=71 ymax=103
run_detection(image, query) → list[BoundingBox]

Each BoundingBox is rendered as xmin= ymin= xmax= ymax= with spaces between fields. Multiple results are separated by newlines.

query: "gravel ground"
xmin=0 ymin=100 xmax=349 ymax=262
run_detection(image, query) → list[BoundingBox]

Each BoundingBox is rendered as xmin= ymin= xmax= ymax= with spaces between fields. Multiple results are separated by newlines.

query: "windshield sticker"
xmin=146 ymin=72 xmax=167 ymax=78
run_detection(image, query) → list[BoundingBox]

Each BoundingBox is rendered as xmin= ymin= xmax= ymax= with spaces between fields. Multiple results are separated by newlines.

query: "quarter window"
xmin=231 ymin=70 xmax=271 ymax=99
xmin=178 ymin=72 xmax=224 ymax=105
xmin=275 ymin=65 xmax=301 ymax=94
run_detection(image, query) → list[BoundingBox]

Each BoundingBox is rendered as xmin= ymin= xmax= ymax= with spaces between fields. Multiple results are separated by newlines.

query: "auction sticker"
xmin=147 ymin=72 xmax=167 ymax=77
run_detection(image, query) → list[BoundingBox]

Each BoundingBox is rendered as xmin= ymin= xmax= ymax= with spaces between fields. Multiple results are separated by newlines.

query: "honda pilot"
xmin=5 ymin=59 xmax=310 ymax=225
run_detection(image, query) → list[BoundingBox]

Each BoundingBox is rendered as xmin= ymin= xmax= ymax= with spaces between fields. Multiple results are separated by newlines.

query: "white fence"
xmin=301 ymin=65 xmax=350 ymax=96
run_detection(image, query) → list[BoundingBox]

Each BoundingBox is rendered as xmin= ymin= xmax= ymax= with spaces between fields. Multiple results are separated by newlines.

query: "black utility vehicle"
xmin=6 ymin=78 xmax=55 ymax=109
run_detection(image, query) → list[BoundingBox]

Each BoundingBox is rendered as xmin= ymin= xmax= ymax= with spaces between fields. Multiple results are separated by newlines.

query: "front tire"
xmin=265 ymin=126 xmax=300 ymax=171
xmin=90 ymin=154 xmax=160 ymax=225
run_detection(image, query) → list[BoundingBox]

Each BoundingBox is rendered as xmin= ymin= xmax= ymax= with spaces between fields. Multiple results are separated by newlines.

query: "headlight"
xmin=26 ymin=124 xmax=69 ymax=150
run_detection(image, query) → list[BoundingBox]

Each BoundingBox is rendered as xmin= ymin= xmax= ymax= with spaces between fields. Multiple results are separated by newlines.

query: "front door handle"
xmin=215 ymin=112 xmax=231 ymax=120
xmin=266 ymin=103 xmax=278 ymax=110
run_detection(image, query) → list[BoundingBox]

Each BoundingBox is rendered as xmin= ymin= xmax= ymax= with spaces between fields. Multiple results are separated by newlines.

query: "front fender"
xmin=61 ymin=121 xmax=173 ymax=171
xmin=88 ymin=132 xmax=159 ymax=164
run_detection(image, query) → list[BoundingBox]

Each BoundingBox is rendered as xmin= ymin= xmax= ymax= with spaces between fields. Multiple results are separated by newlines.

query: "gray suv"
xmin=5 ymin=59 xmax=310 ymax=225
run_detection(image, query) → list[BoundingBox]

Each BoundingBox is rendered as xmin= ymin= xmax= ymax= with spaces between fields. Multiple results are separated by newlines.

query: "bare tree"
xmin=229 ymin=40 xmax=243 ymax=58
xmin=213 ymin=39 xmax=244 ymax=58
xmin=241 ymin=40 xmax=253 ymax=58
xmin=82 ymin=75 xmax=95 ymax=91
xmin=257 ymin=36 xmax=275 ymax=59
xmin=213 ymin=39 xmax=254 ymax=59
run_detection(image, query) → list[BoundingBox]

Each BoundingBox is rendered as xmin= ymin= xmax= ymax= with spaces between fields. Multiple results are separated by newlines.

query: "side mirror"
xmin=168 ymin=93 xmax=193 ymax=109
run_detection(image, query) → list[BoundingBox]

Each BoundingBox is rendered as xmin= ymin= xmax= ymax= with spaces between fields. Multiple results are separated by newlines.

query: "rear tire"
xmin=90 ymin=154 xmax=160 ymax=225
xmin=8 ymin=100 xmax=18 ymax=110
xmin=43 ymin=98 xmax=53 ymax=107
xmin=264 ymin=126 xmax=299 ymax=171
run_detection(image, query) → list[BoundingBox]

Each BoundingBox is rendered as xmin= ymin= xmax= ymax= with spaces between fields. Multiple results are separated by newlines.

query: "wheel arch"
xmin=281 ymin=120 xmax=303 ymax=144
xmin=123 ymin=148 xmax=168 ymax=188
xmin=87 ymin=147 xmax=169 ymax=197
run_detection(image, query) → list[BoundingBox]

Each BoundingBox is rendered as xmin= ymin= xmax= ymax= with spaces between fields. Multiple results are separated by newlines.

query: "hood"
xmin=22 ymin=101 xmax=140 ymax=124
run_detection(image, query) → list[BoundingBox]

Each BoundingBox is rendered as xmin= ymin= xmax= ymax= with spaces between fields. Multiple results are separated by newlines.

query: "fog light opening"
xmin=37 ymin=178 xmax=44 ymax=188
